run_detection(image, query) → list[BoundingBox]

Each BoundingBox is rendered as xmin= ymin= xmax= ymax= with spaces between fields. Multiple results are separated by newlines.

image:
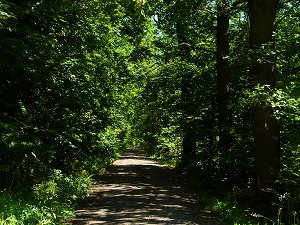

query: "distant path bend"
xmin=67 ymin=149 xmax=223 ymax=225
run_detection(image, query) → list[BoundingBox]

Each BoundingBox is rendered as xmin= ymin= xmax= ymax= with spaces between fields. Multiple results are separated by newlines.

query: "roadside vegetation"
xmin=1 ymin=0 xmax=299 ymax=224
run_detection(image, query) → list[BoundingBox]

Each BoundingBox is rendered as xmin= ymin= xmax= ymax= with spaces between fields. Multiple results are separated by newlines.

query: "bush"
xmin=0 ymin=171 xmax=92 ymax=225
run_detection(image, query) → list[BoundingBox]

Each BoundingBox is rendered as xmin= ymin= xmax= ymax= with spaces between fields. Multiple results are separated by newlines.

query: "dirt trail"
xmin=67 ymin=149 xmax=223 ymax=225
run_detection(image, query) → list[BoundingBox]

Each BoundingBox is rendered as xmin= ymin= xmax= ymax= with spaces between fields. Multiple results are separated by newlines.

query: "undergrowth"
xmin=0 ymin=170 xmax=92 ymax=225
xmin=194 ymin=184 xmax=300 ymax=225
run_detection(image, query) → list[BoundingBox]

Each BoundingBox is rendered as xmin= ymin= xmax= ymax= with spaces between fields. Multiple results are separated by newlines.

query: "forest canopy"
xmin=0 ymin=0 xmax=299 ymax=224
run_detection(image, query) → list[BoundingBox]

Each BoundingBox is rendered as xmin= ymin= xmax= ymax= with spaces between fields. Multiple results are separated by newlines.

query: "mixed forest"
xmin=0 ymin=0 xmax=300 ymax=224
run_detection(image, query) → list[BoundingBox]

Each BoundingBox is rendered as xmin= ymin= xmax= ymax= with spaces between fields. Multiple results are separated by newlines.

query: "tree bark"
xmin=175 ymin=3 xmax=197 ymax=167
xmin=249 ymin=0 xmax=280 ymax=188
xmin=181 ymin=70 xmax=197 ymax=167
xmin=216 ymin=0 xmax=231 ymax=153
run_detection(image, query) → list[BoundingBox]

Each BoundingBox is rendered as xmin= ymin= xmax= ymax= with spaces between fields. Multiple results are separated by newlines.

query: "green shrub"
xmin=0 ymin=171 xmax=92 ymax=225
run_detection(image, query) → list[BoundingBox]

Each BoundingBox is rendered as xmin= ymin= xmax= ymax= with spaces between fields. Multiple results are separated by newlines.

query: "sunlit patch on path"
xmin=67 ymin=149 xmax=223 ymax=225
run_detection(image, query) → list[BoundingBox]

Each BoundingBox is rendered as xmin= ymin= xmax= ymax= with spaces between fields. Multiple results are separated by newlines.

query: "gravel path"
xmin=67 ymin=149 xmax=223 ymax=225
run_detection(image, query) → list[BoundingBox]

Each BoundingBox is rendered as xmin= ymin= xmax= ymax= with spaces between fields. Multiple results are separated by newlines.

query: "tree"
xmin=174 ymin=0 xmax=198 ymax=166
xmin=248 ymin=0 xmax=280 ymax=188
xmin=0 ymin=0 xmax=134 ymax=186
xmin=216 ymin=0 xmax=231 ymax=153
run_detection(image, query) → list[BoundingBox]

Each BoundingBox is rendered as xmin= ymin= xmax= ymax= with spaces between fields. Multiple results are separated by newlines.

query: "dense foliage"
xmin=130 ymin=0 xmax=300 ymax=223
xmin=0 ymin=0 xmax=137 ymax=223
xmin=0 ymin=170 xmax=91 ymax=224
xmin=0 ymin=0 xmax=134 ymax=186
xmin=0 ymin=0 xmax=299 ymax=224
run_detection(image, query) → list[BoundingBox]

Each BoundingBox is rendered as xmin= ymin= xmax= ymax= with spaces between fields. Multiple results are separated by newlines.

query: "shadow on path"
xmin=67 ymin=149 xmax=223 ymax=225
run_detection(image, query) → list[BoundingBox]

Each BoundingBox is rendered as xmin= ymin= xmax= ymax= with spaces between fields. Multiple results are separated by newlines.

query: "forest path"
xmin=67 ymin=149 xmax=223 ymax=225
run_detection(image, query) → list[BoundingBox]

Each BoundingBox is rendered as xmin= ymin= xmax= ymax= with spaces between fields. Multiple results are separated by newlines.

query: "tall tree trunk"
xmin=175 ymin=4 xmax=197 ymax=167
xmin=249 ymin=0 xmax=280 ymax=188
xmin=181 ymin=70 xmax=197 ymax=167
xmin=216 ymin=0 xmax=231 ymax=153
